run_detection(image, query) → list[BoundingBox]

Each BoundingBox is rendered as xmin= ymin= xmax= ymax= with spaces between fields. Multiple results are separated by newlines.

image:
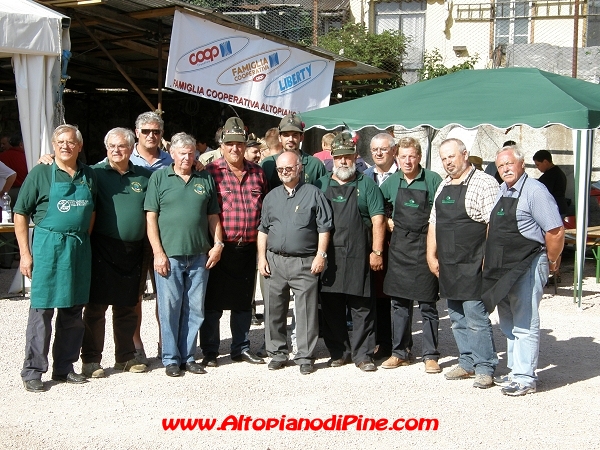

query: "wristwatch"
xmin=372 ymin=250 xmax=383 ymax=256
xmin=317 ymin=251 xmax=327 ymax=258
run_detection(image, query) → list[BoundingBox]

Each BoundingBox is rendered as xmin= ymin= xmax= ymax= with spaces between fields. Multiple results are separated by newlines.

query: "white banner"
xmin=166 ymin=10 xmax=335 ymax=117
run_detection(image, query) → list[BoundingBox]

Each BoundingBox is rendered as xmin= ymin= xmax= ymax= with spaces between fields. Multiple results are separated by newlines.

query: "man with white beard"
xmin=316 ymin=130 xmax=386 ymax=372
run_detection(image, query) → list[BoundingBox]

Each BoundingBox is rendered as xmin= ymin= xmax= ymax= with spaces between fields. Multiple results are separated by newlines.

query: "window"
xmin=494 ymin=1 xmax=530 ymax=47
xmin=588 ymin=0 xmax=600 ymax=47
xmin=375 ymin=1 xmax=426 ymax=70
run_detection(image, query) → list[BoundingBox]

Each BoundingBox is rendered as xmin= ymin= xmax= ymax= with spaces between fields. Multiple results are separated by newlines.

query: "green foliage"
xmin=418 ymin=49 xmax=479 ymax=81
xmin=317 ymin=23 xmax=409 ymax=98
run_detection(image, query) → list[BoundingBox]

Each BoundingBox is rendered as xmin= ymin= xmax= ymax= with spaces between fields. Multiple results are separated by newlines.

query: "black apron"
xmin=482 ymin=175 xmax=543 ymax=313
xmin=204 ymin=242 xmax=257 ymax=311
xmin=321 ymin=181 xmax=371 ymax=297
xmin=435 ymin=169 xmax=487 ymax=301
xmin=89 ymin=233 xmax=144 ymax=307
xmin=384 ymin=184 xmax=438 ymax=302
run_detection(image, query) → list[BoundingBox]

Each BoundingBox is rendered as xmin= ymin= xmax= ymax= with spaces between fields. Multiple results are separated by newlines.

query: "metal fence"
xmin=183 ymin=0 xmax=600 ymax=85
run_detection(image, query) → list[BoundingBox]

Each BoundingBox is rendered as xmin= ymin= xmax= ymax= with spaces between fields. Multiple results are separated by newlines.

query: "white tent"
xmin=1 ymin=0 xmax=71 ymax=294
xmin=0 ymin=0 xmax=71 ymax=170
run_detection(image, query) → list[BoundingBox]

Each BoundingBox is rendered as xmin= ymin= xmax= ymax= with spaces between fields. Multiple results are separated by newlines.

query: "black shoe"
xmin=267 ymin=359 xmax=286 ymax=370
xmin=51 ymin=371 xmax=88 ymax=384
xmin=357 ymin=361 xmax=377 ymax=372
xmin=251 ymin=315 xmax=262 ymax=326
xmin=328 ymin=357 xmax=349 ymax=368
xmin=231 ymin=350 xmax=265 ymax=364
xmin=201 ymin=353 xmax=218 ymax=368
xmin=23 ymin=379 xmax=45 ymax=392
xmin=184 ymin=361 xmax=207 ymax=374
xmin=165 ymin=364 xmax=182 ymax=377
xmin=256 ymin=346 xmax=268 ymax=358
xmin=300 ymin=363 xmax=314 ymax=375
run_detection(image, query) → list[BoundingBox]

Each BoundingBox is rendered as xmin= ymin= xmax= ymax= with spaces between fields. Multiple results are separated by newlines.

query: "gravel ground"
xmin=0 ymin=247 xmax=599 ymax=449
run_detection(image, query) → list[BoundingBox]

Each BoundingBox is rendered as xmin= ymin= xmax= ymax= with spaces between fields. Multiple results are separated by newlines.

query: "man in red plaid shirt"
xmin=199 ymin=117 xmax=269 ymax=366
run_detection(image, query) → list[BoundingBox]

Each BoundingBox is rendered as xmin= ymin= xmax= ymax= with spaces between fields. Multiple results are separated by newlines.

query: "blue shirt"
xmin=129 ymin=144 xmax=173 ymax=172
xmin=498 ymin=173 xmax=563 ymax=244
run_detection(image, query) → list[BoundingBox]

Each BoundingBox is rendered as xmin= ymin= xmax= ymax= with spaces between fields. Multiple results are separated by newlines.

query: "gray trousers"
xmin=264 ymin=252 xmax=319 ymax=365
xmin=21 ymin=305 xmax=85 ymax=381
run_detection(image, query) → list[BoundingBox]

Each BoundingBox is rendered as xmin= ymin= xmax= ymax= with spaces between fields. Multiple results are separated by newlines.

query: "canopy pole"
xmin=574 ymin=129 xmax=593 ymax=308
xmin=157 ymin=21 xmax=164 ymax=115
xmin=74 ymin=14 xmax=156 ymax=112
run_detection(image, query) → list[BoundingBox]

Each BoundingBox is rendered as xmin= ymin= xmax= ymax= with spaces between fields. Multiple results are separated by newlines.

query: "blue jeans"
xmin=447 ymin=299 xmax=498 ymax=376
xmin=497 ymin=253 xmax=548 ymax=388
xmin=200 ymin=309 xmax=251 ymax=358
xmin=155 ymin=254 xmax=209 ymax=367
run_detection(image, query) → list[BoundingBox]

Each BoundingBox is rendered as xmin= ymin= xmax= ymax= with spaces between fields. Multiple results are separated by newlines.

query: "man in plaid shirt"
xmin=199 ymin=117 xmax=269 ymax=367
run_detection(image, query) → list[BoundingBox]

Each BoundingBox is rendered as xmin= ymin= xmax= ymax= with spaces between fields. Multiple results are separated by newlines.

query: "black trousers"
xmin=21 ymin=305 xmax=85 ymax=381
xmin=390 ymin=297 xmax=440 ymax=360
xmin=81 ymin=303 xmax=138 ymax=364
xmin=321 ymin=292 xmax=376 ymax=364
xmin=375 ymin=297 xmax=392 ymax=351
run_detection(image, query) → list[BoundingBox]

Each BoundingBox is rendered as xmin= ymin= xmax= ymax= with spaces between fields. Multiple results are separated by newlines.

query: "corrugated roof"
xmin=0 ymin=0 xmax=393 ymax=96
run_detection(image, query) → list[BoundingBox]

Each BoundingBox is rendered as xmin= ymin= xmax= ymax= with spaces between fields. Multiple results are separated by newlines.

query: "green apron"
xmin=30 ymin=163 xmax=94 ymax=309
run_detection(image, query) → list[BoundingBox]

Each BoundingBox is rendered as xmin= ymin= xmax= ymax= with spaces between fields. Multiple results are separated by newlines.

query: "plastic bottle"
xmin=1 ymin=192 xmax=11 ymax=223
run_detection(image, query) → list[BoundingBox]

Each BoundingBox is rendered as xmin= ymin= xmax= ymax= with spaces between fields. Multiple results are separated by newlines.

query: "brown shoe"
xmin=424 ymin=359 xmax=441 ymax=374
xmin=381 ymin=355 xmax=410 ymax=369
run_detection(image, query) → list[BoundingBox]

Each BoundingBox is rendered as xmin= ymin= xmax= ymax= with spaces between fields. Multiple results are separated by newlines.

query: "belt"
xmin=224 ymin=241 xmax=255 ymax=247
xmin=271 ymin=250 xmax=315 ymax=258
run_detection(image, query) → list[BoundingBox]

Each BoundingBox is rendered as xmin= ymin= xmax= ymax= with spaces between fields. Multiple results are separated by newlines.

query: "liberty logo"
xmin=404 ymin=199 xmax=419 ymax=208
xmin=441 ymin=196 xmax=455 ymax=204
xmin=496 ymin=208 xmax=505 ymax=216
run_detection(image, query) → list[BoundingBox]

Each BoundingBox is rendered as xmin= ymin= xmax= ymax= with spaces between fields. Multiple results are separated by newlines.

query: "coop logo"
xmin=217 ymin=49 xmax=291 ymax=86
xmin=263 ymin=60 xmax=329 ymax=97
xmin=175 ymin=37 xmax=249 ymax=73
xmin=57 ymin=199 xmax=90 ymax=213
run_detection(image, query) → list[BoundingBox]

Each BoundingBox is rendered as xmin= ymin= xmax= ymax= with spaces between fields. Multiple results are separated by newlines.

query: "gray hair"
xmin=440 ymin=138 xmax=468 ymax=155
xmin=52 ymin=124 xmax=83 ymax=144
xmin=135 ymin=111 xmax=164 ymax=130
xmin=498 ymin=144 xmax=525 ymax=162
xmin=170 ymin=132 xmax=196 ymax=149
xmin=104 ymin=127 xmax=135 ymax=149
xmin=370 ymin=132 xmax=396 ymax=149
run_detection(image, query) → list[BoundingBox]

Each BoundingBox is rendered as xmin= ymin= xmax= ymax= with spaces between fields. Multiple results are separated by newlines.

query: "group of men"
xmin=14 ymin=110 xmax=563 ymax=397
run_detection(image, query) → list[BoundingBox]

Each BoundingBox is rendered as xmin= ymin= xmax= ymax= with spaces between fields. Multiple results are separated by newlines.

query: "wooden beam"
xmin=69 ymin=5 xmax=161 ymax=33
xmin=92 ymin=29 xmax=168 ymax=60
xmin=74 ymin=14 xmax=156 ymax=111
xmin=129 ymin=7 xmax=176 ymax=20
xmin=334 ymin=61 xmax=357 ymax=69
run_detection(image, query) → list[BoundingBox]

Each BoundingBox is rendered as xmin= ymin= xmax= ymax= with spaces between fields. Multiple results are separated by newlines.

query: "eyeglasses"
xmin=276 ymin=163 xmax=300 ymax=173
xmin=140 ymin=129 xmax=162 ymax=136
xmin=107 ymin=144 xmax=130 ymax=151
xmin=371 ymin=147 xmax=391 ymax=154
xmin=54 ymin=140 xmax=79 ymax=148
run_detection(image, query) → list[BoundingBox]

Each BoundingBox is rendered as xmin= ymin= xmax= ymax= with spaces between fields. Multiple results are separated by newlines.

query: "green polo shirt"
xmin=315 ymin=172 xmax=385 ymax=228
xmin=261 ymin=151 xmax=327 ymax=189
xmin=144 ymin=164 xmax=220 ymax=257
xmin=380 ymin=166 xmax=443 ymax=215
xmin=14 ymin=161 xmax=97 ymax=224
xmin=91 ymin=160 xmax=152 ymax=242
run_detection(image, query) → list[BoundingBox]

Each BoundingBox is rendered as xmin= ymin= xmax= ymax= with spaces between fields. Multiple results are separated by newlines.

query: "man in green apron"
xmin=15 ymin=124 xmax=97 ymax=392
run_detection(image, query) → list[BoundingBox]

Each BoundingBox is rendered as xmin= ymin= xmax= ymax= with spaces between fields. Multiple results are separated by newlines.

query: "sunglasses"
xmin=140 ymin=129 xmax=162 ymax=136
